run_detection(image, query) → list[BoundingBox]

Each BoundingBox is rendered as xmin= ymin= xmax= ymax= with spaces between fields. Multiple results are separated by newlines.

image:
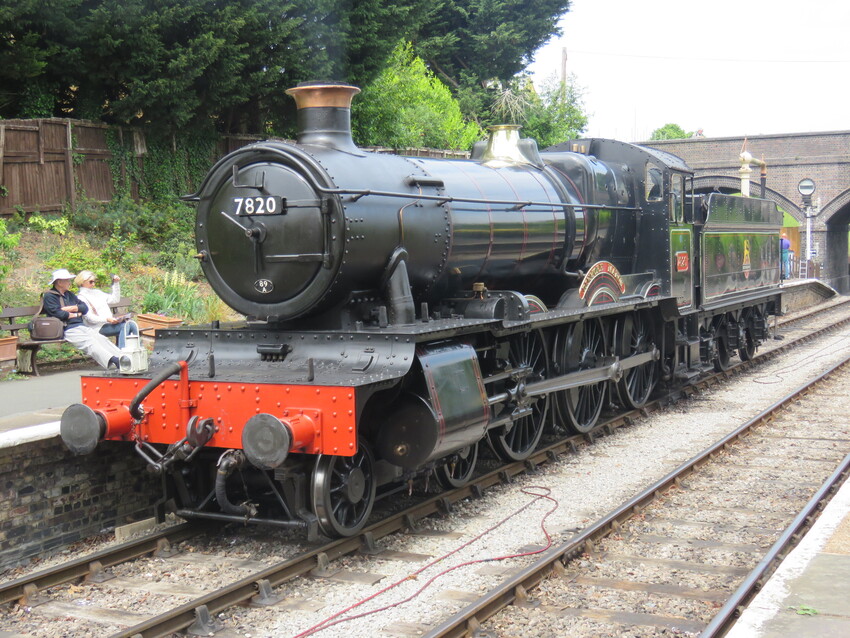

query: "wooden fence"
xmin=1 ymin=119 xmax=114 ymax=216
xmin=0 ymin=119 xmax=265 ymax=217
xmin=0 ymin=118 xmax=469 ymax=217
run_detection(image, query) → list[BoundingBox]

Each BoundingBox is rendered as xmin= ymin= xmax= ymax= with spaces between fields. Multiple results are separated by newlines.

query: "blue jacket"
xmin=42 ymin=288 xmax=89 ymax=328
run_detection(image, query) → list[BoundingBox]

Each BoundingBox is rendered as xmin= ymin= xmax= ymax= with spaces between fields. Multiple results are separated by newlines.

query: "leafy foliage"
xmin=68 ymin=195 xmax=194 ymax=248
xmin=492 ymin=75 xmax=587 ymax=148
xmin=0 ymin=219 xmax=21 ymax=299
xmin=135 ymin=270 xmax=229 ymax=323
xmin=413 ymin=0 xmax=572 ymax=122
xmin=353 ymin=43 xmax=483 ymax=150
xmin=25 ymin=213 xmax=70 ymax=236
xmin=650 ymin=123 xmax=693 ymax=140
xmin=2 ymin=1 xmax=574 ymax=134
xmin=0 ymin=0 xmax=433 ymax=134
xmin=42 ymin=236 xmax=105 ymax=283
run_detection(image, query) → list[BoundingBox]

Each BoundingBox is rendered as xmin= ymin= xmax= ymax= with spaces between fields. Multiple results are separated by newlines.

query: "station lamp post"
xmin=798 ymin=178 xmax=816 ymax=276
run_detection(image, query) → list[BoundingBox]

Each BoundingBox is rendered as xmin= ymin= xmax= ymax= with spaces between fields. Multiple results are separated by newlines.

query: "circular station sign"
xmin=798 ymin=178 xmax=816 ymax=197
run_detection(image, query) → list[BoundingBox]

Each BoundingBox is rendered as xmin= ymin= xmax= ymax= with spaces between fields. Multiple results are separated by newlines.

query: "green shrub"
xmin=0 ymin=219 xmax=21 ymax=299
xmin=68 ymin=195 xmax=194 ymax=249
xmin=43 ymin=237 xmax=108 ymax=283
xmin=353 ymin=43 xmax=483 ymax=150
xmin=155 ymin=239 xmax=202 ymax=281
xmin=101 ymin=222 xmax=139 ymax=270
xmin=135 ymin=270 xmax=229 ymax=324
xmin=27 ymin=213 xmax=70 ymax=236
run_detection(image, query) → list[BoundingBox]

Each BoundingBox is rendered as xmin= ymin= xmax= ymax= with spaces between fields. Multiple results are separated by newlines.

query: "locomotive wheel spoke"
xmin=488 ymin=330 xmax=550 ymax=462
xmin=555 ymin=318 xmax=607 ymax=434
xmin=435 ymin=443 xmax=478 ymax=489
xmin=614 ymin=311 xmax=658 ymax=409
xmin=311 ymin=441 xmax=376 ymax=537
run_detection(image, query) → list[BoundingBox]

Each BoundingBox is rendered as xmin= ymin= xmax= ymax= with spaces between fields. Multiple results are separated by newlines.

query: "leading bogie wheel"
xmin=311 ymin=441 xmax=376 ymax=537
xmin=435 ymin=443 xmax=478 ymax=490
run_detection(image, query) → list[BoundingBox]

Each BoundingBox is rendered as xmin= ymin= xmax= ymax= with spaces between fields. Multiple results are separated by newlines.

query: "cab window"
xmin=645 ymin=164 xmax=663 ymax=201
xmin=669 ymin=173 xmax=684 ymax=222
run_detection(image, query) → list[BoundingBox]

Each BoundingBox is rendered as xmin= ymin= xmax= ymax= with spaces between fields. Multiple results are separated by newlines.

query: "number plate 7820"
xmin=233 ymin=196 xmax=283 ymax=215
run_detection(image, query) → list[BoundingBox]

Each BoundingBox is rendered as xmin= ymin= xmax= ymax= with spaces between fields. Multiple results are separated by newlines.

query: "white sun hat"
xmin=49 ymin=268 xmax=77 ymax=284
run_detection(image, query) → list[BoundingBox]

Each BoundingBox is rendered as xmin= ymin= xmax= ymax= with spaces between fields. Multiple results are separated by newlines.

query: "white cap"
xmin=50 ymin=268 xmax=76 ymax=284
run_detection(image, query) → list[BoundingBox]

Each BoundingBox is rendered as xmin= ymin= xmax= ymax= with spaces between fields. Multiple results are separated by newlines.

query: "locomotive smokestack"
xmin=285 ymin=82 xmax=361 ymax=154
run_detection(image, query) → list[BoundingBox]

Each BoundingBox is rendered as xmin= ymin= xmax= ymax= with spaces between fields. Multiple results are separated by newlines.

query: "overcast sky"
xmin=528 ymin=0 xmax=850 ymax=141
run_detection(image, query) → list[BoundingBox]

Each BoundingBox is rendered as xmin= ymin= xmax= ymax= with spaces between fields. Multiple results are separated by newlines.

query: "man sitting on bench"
xmin=42 ymin=269 xmax=123 ymax=369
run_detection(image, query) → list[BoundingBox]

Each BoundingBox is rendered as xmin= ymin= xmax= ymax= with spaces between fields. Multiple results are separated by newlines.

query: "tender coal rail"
xmin=429 ymin=355 xmax=850 ymax=637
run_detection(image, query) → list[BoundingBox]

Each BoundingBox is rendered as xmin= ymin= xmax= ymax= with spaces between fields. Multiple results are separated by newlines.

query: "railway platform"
xmin=0 ymin=365 xmax=97 ymax=442
xmin=727 ymin=477 xmax=850 ymax=638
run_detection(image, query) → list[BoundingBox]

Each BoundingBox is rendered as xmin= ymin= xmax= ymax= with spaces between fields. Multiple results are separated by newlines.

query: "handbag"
xmin=28 ymin=291 xmax=66 ymax=340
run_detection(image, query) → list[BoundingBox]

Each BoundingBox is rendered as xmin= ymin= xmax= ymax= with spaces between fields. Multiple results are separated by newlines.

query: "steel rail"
xmin=109 ymin=459 xmax=550 ymax=637
xmin=0 ymin=522 xmax=202 ymax=606
xmin=424 ymin=353 xmax=850 ymax=638
xmin=701 ymin=452 xmax=850 ymax=637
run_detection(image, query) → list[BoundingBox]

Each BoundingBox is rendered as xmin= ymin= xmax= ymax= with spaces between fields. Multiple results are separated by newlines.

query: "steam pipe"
xmin=215 ymin=450 xmax=258 ymax=517
xmin=129 ymin=361 xmax=183 ymax=420
xmin=385 ymin=255 xmax=416 ymax=325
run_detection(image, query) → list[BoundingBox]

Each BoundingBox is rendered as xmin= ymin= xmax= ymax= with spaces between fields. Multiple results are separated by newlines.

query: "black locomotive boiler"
xmin=60 ymin=83 xmax=783 ymax=539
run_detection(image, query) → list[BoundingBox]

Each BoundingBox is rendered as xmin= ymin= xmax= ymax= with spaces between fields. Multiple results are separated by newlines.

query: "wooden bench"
xmin=0 ymin=297 xmax=132 ymax=376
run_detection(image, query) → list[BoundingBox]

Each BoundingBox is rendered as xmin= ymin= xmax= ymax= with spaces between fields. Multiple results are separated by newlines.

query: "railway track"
xmin=431 ymin=356 xmax=850 ymax=637
xmin=1 ymin=298 xmax=849 ymax=636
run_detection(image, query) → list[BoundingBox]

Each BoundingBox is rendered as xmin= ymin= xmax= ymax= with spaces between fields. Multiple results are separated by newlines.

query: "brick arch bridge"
xmin=647 ymin=131 xmax=850 ymax=292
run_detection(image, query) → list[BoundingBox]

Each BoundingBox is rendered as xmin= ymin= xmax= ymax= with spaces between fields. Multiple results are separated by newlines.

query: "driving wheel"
xmin=488 ymin=330 xmax=550 ymax=461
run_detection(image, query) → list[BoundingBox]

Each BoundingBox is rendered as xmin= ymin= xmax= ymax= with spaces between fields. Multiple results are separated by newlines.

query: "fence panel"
xmin=0 ymin=119 xmax=128 ymax=217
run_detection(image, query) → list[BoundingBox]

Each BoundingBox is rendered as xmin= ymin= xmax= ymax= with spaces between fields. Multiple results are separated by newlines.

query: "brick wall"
xmin=0 ymin=437 xmax=158 ymax=571
xmin=647 ymin=131 xmax=850 ymax=220
xmin=646 ymin=132 xmax=850 ymax=290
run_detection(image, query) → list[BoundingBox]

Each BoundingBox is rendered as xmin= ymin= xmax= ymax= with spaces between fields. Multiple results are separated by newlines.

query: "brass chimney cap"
xmin=285 ymin=83 xmax=361 ymax=109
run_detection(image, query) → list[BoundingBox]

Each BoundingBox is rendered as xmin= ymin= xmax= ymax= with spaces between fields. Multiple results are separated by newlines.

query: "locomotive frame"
xmin=60 ymin=83 xmax=782 ymax=540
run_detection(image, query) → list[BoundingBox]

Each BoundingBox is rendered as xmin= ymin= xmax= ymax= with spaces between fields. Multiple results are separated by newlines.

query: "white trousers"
xmin=63 ymin=325 xmax=123 ymax=368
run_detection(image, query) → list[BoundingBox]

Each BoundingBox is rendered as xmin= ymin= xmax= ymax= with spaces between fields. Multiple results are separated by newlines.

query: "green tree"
xmin=650 ymin=123 xmax=693 ymax=140
xmin=0 ymin=0 xmax=433 ymax=134
xmin=493 ymin=75 xmax=587 ymax=148
xmin=413 ymin=0 xmax=572 ymax=122
xmin=353 ymin=43 xmax=483 ymax=150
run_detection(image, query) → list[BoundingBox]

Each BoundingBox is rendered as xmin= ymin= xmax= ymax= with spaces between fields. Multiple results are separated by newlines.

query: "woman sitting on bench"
xmin=74 ymin=270 xmax=139 ymax=348
xmin=42 ymin=269 xmax=122 ymax=369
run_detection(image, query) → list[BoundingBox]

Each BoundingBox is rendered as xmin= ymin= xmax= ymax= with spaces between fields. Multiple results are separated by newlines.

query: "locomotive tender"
xmin=60 ymin=83 xmax=783 ymax=538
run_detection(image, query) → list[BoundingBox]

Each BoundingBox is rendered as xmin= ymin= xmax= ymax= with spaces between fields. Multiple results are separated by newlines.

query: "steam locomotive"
xmin=60 ymin=83 xmax=783 ymax=539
